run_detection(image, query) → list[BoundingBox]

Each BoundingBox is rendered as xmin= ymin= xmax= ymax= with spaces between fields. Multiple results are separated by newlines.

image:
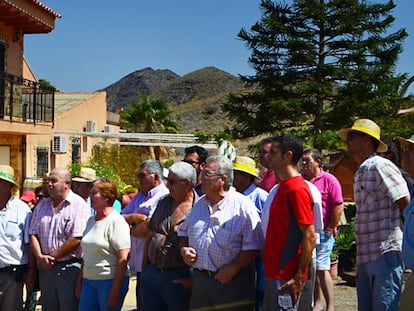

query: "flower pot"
xmin=330 ymin=260 xmax=339 ymax=279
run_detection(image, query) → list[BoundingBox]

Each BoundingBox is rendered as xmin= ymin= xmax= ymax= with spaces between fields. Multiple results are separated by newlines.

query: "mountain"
xmin=100 ymin=67 xmax=179 ymax=112
xmin=100 ymin=66 xmax=245 ymax=133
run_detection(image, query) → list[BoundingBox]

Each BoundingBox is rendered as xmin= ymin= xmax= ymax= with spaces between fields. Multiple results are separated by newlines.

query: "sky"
xmin=24 ymin=0 xmax=414 ymax=93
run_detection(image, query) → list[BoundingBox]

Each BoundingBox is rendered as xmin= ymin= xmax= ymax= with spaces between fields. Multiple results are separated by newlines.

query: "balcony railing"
xmin=0 ymin=71 xmax=54 ymax=125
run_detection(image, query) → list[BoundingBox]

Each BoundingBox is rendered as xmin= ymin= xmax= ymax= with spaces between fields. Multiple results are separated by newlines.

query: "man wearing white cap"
xmin=338 ymin=119 xmax=410 ymax=311
xmin=233 ymin=156 xmax=268 ymax=311
xmin=71 ymin=167 xmax=97 ymax=201
xmin=0 ymin=165 xmax=35 ymax=311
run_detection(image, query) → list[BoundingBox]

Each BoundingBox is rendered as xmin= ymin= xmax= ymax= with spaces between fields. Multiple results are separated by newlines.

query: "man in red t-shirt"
xmin=262 ymin=134 xmax=316 ymax=310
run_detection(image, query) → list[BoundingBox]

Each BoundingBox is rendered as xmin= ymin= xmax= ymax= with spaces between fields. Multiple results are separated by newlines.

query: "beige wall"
xmin=0 ymin=22 xmax=23 ymax=76
xmin=51 ymin=92 xmax=108 ymax=169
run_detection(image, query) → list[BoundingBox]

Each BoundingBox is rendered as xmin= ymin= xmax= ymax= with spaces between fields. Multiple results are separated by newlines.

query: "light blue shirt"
xmin=243 ymin=183 xmax=268 ymax=217
xmin=121 ymin=183 xmax=169 ymax=271
xmin=0 ymin=196 xmax=32 ymax=267
xmin=403 ymin=194 xmax=414 ymax=269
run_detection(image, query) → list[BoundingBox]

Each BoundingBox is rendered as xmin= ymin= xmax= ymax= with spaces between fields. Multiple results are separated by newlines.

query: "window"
xmin=72 ymin=137 xmax=81 ymax=163
xmin=37 ymin=147 xmax=48 ymax=177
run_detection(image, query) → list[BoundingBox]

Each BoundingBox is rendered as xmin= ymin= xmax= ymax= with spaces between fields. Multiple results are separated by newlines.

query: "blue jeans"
xmin=356 ymin=251 xmax=403 ymax=311
xmin=78 ymin=276 xmax=129 ymax=311
xmin=140 ymin=264 xmax=191 ymax=311
xmin=255 ymin=255 xmax=264 ymax=311
xmin=264 ymin=277 xmax=301 ymax=311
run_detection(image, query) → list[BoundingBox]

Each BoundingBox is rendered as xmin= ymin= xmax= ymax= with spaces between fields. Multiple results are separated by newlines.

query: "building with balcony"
xmin=0 ymin=0 xmax=61 ymax=186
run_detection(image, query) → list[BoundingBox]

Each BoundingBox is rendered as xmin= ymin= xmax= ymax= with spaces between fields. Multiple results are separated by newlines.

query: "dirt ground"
xmin=120 ymin=276 xmax=358 ymax=311
xmin=333 ymin=277 xmax=358 ymax=310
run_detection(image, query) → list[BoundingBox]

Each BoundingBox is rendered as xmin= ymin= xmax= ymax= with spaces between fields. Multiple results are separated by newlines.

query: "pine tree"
xmin=223 ymin=0 xmax=408 ymax=149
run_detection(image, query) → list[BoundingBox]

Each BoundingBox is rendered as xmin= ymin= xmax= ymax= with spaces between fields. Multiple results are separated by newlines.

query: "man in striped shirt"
xmin=338 ymin=119 xmax=410 ymax=311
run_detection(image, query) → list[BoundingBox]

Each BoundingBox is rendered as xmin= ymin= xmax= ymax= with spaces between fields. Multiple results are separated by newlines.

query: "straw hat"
xmin=0 ymin=165 xmax=19 ymax=187
xmin=338 ymin=119 xmax=388 ymax=153
xmin=395 ymin=135 xmax=414 ymax=146
xmin=72 ymin=167 xmax=96 ymax=183
xmin=233 ymin=156 xmax=259 ymax=178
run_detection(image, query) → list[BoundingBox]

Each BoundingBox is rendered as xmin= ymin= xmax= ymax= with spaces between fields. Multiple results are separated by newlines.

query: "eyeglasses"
xmin=346 ymin=132 xmax=365 ymax=142
xmin=202 ymin=171 xmax=222 ymax=178
xmin=137 ymin=172 xmax=154 ymax=179
xmin=167 ymin=178 xmax=184 ymax=185
xmin=183 ymin=159 xmax=199 ymax=165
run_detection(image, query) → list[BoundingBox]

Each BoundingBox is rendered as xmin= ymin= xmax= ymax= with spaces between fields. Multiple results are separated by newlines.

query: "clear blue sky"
xmin=24 ymin=1 xmax=414 ymax=93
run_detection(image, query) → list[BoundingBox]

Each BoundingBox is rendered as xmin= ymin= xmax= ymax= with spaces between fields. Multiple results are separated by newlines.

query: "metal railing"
xmin=0 ymin=71 xmax=54 ymax=125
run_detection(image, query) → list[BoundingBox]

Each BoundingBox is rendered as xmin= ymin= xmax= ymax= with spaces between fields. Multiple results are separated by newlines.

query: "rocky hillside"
xmin=99 ymin=66 xmax=246 ymax=133
xmin=100 ymin=67 xmax=179 ymax=112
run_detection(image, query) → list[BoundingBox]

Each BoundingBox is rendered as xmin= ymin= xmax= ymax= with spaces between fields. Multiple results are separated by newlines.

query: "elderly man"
xmin=183 ymin=145 xmax=208 ymax=195
xmin=121 ymin=160 xmax=169 ymax=311
xmin=394 ymin=135 xmax=414 ymax=311
xmin=302 ymin=148 xmax=344 ymax=311
xmin=179 ymin=155 xmax=264 ymax=310
xmin=29 ymin=167 xmax=90 ymax=311
xmin=71 ymin=167 xmax=96 ymax=201
xmin=260 ymin=135 xmax=316 ymax=311
xmin=233 ymin=155 xmax=268 ymax=311
xmin=338 ymin=119 xmax=410 ymax=311
xmin=0 ymin=165 xmax=34 ymax=311
xmin=140 ymin=162 xmax=198 ymax=311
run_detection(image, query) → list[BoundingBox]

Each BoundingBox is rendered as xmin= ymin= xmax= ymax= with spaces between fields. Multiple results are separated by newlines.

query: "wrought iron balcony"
xmin=0 ymin=71 xmax=54 ymax=125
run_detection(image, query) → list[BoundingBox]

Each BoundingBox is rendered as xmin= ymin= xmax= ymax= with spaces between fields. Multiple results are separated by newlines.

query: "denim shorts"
xmin=316 ymin=231 xmax=335 ymax=270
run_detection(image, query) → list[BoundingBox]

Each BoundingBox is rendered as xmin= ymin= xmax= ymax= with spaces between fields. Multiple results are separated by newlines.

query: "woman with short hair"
xmin=77 ymin=178 xmax=130 ymax=311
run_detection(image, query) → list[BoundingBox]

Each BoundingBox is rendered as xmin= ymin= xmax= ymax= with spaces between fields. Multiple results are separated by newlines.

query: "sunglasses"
xmin=346 ymin=132 xmax=365 ymax=142
xmin=167 ymin=178 xmax=184 ymax=185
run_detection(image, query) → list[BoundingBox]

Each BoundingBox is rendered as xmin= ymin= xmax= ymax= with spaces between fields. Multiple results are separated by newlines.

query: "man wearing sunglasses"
xmin=338 ymin=119 xmax=410 ymax=311
xmin=183 ymin=145 xmax=208 ymax=196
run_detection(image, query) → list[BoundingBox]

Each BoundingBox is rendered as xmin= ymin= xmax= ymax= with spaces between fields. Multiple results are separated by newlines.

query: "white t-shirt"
xmin=261 ymin=180 xmax=323 ymax=244
xmin=81 ymin=211 xmax=130 ymax=280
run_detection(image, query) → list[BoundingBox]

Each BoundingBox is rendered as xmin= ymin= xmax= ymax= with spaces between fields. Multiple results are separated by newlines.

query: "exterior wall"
xmin=52 ymin=92 xmax=108 ymax=168
xmin=22 ymin=57 xmax=36 ymax=81
xmin=0 ymin=22 xmax=23 ymax=76
xmin=330 ymin=154 xmax=357 ymax=202
xmin=0 ymin=135 xmax=23 ymax=185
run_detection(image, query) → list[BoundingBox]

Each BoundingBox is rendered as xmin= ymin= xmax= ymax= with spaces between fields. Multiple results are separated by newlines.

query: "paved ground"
xmin=32 ymin=274 xmax=358 ymax=310
xmin=122 ymin=275 xmax=137 ymax=311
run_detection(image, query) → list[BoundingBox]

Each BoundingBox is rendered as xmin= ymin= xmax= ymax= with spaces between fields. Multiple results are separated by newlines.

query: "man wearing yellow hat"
xmin=233 ymin=156 xmax=268 ymax=311
xmin=0 ymin=165 xmax=35 ymax=311
xmin=339 ymin=119 xmax=410 ymax=311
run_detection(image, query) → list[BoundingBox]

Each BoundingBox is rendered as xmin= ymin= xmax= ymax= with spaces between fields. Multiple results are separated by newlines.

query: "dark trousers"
xmin=191 ymin=265 xmax=256 ymax=310
xmin=140 ymin=264 xmax=191 ymax=311
xmin=136 ymin=271 xmax=141 ymax=311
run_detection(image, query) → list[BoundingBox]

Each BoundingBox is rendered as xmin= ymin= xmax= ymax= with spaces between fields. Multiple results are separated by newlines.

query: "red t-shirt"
xmin=264 ymin=175 xmax=314 ymax=281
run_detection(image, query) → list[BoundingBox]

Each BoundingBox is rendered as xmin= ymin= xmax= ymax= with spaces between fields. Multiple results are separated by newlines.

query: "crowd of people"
xmin=1 ymin=118 xmax=414 ymax=310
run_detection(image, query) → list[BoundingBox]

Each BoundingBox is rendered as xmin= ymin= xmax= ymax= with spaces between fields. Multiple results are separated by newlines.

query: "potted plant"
xmin=330 ymin=247 xmax=340 ymax=279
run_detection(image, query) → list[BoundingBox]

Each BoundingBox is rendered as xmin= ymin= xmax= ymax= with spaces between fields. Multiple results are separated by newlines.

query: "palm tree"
xmin=120 ymin=95 xmax=180 ymax=159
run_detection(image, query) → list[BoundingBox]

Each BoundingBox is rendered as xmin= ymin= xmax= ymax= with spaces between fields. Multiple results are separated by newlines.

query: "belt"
xmin=0 ymin=264 xmax=27 ymax=273
xmin=57 ymin=258 xmax=82 ymax=265
xmin=155 ymin=266 xmax=188 ymax=272
xmin=196 ymin=269 xmax=216 ymax=277
xmin=155 ymin=266 xmax=174 ymax=272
